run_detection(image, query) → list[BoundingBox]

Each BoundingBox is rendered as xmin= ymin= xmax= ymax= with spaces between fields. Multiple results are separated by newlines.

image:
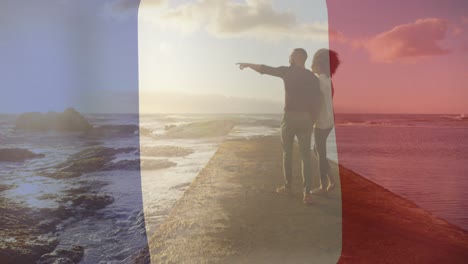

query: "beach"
xmin=140 ymin=135 xmax=468 ymax=263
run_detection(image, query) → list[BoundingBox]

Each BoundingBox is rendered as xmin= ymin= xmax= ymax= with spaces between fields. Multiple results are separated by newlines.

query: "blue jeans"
xmin=280 ymin=111 xmax=314 ymax=194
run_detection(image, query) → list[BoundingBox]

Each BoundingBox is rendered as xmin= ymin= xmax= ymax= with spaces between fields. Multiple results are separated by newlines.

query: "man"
xmin=237 ymin=48 xmax=321 ymax=204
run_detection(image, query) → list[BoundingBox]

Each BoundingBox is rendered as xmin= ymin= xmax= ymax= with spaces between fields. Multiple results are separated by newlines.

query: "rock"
xmin=153 ymin=120 xmax=236 ymax=139
xmin=60 ymin=157 xmax=108 ymax=174
xmin=44 ymin=171 xmax=82 ymax=180
xmin=15 ymin=108 xmax=92 ymax=132
xmin=139 ymin=127 xmax=153 ymax=137
xmin=71 ymin=194 xmax=114 ymax=210
xmin=34 ymin=206 xmax=74 ymax=223
xmin=102 ymin=159 xmax=140 ymax=171
xmin=133 ymin=246 xmax=150 ymax=264
xmin=14 ymin=112 xmax=43 ymax=131
xmin=0 ymin=238 xmax=59 ymax=264
xmin=50 ymin=206 xmax=74 ymax=220
xmin=69 ymin=146 xmax=136 ymax=161
xmin=141 ymin=159 xmax=177 ymax=170
xmin=170 ymin=182 xmax=191 ymax=190
xmin=140 ymin=146 xmax=194 ymax=157
xmin=63 ymin=186 xmax=94 ymax=195
xmin=0 ymin=184 xmax=16 ymax=192
xmin=44 ymin=158 xmax=106 ymax=179
xmin=43 ymin=146 xmax=137 ymax=178
xmin=0 ymin=197 xmax=59 ymax=264
xmin=37 ymin=245 xmax=84 ymax=264
xmin=0 ymin=148 xmax=45 ymax=162
xmin=37 ymin=193 xmax=60 ymax=200
xmin=103 ymin=159 xmax=177 ymax=171
xmin=42 ymin=145 xmax=173 ymax=179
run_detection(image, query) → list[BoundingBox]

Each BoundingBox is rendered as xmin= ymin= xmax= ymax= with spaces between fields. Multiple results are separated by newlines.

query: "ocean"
xmin=333 ymin=113 xmax=468 ymax=231
xmin=0 ymin=112 xmax=467 ymax=262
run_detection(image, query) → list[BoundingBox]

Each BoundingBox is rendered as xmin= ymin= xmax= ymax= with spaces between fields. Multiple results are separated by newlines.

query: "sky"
xmin=138 ymin=0 xmax=468 ymax=114
xmin=138 ymin=0 xmax=330 ymax=113
xmin=1 ymin=0 xmax=466 ymax=114
xmin=0 ymin=0 xmax=140 ymax=113
xmin=327 ymin=0 xmax=468 ymax=114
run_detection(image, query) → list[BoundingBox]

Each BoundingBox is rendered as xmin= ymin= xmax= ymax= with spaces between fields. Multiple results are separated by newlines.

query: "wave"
xmin=337 ymin=115 xmax=468 ymax=128
xmin=336 ymin=121 xmax=390 ymax=127
xmin=85 ymin=124 xmax=139 ymax=137
xmin=440 ymin=114 xmax=468 ymax=121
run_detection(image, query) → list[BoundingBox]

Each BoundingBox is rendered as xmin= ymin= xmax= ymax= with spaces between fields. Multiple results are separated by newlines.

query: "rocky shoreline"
xmin=1 ymin=110 xmax=244 ymax=263
xmin=0 ymin=143 xmax=198 ymax=264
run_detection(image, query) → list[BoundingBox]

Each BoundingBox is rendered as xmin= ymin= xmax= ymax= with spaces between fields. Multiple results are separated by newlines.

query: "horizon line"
xmin=0 ymin=111 xmax=465 ymax=116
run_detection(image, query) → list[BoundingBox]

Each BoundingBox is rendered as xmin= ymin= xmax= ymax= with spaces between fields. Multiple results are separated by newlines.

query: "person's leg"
xmin=280 ymin=113 xmax=295 ymax=190
xmin=322 ymin=127 xmax=335 ymax=190
xmin=296 ymin=115 xmax=314 ymax=195
xmin=314 ymin=127 xmax=332 ymax=189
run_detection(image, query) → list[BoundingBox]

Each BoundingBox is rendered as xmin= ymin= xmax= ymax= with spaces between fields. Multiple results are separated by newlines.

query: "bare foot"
xmin=310 ymin=187 xmax=327 ymax=195
xmin=276 ymin=185 xmax=291 ymax=195
xmin=327 ymin=181 xmax=336 ymax=192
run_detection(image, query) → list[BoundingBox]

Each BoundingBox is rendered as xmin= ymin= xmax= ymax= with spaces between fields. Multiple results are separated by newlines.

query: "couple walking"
xmin=237 ymin=48 xmax=340 ymax=204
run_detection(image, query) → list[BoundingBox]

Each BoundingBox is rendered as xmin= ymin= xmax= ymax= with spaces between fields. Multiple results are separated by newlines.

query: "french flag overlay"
xmin=327 ymin=0 xmax=468 ymax=262
xmin=1 ymin=1 xmax=468 ymax=263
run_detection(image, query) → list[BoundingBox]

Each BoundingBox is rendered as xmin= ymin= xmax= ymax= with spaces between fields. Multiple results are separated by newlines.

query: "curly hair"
xmin=312 ymin=48 xmax=341 ymax=77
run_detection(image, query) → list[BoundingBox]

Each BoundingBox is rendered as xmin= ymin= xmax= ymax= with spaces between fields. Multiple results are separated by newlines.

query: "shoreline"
xmin=139 ymin=135 xmax=468 ymax=263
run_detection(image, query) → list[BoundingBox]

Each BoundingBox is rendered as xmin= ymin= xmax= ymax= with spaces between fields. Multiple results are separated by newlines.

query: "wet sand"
xmin=142 ymin=135 xmax=468 ymax=263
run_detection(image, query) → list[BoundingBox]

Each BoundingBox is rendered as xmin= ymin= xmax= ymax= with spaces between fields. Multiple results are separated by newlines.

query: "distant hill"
xmin=139 ymin=91 xmax=284 ymax=114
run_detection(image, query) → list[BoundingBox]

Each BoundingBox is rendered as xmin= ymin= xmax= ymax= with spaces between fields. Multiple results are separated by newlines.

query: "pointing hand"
xmin=236 ymin=63 xmax=250 ymax=70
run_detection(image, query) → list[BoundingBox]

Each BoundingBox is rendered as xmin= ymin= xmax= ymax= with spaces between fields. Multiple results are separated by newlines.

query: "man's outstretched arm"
xmin=236 ymin=63 xmax=263 ymax=73
xmin=236 ymin=63 xmax=286 ymax=78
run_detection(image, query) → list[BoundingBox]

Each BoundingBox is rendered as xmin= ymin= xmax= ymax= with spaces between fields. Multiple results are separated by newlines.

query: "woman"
xmin=310 ymin=48 xmax=341 ymax=194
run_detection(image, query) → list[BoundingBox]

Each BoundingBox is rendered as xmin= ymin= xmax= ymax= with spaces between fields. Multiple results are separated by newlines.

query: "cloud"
xmin=456 ymin=16 xmax=468 ymax=52
xmin=142 ymin=0 xmax=329 ymax=41
xmin=360 ymin=18 xmax=450 ymax=63
xmin=461 ymin=41 xmax=468 ymax=52
xmin=461 ymin=16 xmax=468 ymax=25
xmin=331 ymin=17 xmax=468 ymax=62
xmin=451 ymin=26 xmax=463 ymax=37
xmin=328 ymin=28 xmax=347 ymax=43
